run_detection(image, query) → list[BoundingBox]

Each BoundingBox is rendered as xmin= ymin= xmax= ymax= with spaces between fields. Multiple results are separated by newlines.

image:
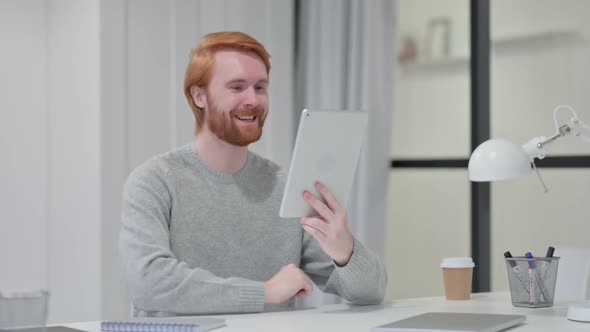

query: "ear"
xmin=190 ymin=86 xmax=207 ymax=109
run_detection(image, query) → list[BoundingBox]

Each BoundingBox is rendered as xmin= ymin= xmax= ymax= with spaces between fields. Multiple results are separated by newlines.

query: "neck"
xmin=194 ymin=126 xmax=249 ymax=174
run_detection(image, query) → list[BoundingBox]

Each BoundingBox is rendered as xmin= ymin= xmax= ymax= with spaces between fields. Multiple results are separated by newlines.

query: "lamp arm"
xmin=521 ymin=137 xmax=550 ymax=192
xmin=520 ymin=106 xmax=589 ymax=194
xmin=553 ymin=105 xmax=590 ymax=143
xmin=522 ymin=137 xmax=549 ymax=160
xmin=537 ymin=124 xmax=573 ymax=149
xmin=523 ymin=105 xmax=590 ymax=161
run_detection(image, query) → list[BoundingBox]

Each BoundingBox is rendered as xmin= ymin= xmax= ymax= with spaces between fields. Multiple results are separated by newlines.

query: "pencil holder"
xmin=504 ymin=257 xmax=559 ymax=308
xmin=0 ymin=290 xmax=49 ymax=332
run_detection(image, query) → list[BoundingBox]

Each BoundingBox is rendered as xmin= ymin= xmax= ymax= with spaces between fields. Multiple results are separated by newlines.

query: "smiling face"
xmin=198 ymin=49 xmax=269 ymax=146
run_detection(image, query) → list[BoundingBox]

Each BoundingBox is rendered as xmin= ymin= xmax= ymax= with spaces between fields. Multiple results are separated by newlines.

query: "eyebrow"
xmin=225 ymin=78 xmax=269 ymax=85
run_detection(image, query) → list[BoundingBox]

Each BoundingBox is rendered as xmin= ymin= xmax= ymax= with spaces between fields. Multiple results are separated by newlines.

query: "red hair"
xmin=183 ymin=31 xmax=271 ymax=131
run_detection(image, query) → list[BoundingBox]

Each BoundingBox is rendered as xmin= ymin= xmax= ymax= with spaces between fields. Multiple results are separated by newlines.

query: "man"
xmin=120 ymin=31 xmax=387 ymax=316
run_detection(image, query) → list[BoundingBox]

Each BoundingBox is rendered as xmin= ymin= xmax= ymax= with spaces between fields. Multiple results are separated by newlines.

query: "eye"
xmin=229 ymin=85 xmax=244 ymax=92
xmin=255 ymin=85 xmax=267 ymax=93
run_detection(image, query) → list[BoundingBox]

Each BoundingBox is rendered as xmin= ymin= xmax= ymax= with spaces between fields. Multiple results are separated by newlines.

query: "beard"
xmin=206 ymin=102 xmax=267 ymax=147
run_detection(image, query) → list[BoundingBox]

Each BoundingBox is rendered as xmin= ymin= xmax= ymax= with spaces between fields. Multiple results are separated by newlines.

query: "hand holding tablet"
xmin=279 ymin=109 xmax=368 ymax=265
xmin=301 ymin=181 xmax=355 ymax=266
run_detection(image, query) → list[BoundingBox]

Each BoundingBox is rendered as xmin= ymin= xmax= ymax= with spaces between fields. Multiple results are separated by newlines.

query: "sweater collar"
xmin=183 ymin=143 xmax=255 ymax=184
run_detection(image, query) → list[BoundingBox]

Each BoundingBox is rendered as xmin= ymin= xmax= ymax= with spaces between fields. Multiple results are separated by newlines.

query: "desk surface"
xmin=65 ymin=292 xmax=589 ymax=332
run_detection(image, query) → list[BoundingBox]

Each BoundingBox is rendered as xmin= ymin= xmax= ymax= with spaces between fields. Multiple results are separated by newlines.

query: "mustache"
xmin=230 ymin=106 xmax=265 ymax=117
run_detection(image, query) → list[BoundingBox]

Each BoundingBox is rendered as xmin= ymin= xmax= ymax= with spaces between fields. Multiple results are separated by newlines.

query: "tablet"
xmin=279 ymin=109 xmax=368 ymax=218
xmin=372 ymin=312 xmax=526 ymax=332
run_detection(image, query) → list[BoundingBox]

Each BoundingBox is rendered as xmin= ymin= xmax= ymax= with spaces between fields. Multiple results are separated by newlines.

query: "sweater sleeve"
xmin=119 ymin=166 xmax=265 ymax=315
xmin=300 ymin=232 xmax=388 ymax=305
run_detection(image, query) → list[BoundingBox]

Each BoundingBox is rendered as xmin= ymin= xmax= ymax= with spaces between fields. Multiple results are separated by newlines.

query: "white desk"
xmin=65 ymin=292 xmax=589 ymax=331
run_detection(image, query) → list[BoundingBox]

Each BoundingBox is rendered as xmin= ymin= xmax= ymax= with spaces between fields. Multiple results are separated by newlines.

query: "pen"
xmin=525 ymin=252 xmax=550 ymax=304
xmin=524 ymin=252 xmax=536 ymax=304
xmin=546 ymin=246 xmax=555 ymax=258
xmin=540 ymin=246 xmax=555 ymax=286
xmin=504 ymin=251 xmax=530 ymax=294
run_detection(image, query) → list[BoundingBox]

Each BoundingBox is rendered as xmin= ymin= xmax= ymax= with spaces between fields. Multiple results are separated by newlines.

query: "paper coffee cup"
xmin=441 ymin=257 xmax=475 ymax=300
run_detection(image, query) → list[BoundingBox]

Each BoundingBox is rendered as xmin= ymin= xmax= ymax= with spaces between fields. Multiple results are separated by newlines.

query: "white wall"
xmin=1 ymin=0 xmax=295 ymax=323
xmin=100 ymin=0 xmax=129 ymax=321
xmin=0 ymin=0 xmax=49 ymax=294
xmin=46 ymin=0 xmax=102 ymax=322
xmin=1 ymin=0 xmax=103 ymax=323
xmin=387 ymin=170 xmax=470 ymax=299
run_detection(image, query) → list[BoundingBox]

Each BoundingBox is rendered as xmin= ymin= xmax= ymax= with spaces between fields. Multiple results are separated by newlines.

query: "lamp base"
xmin=567 ymin=302 xmax=590 ymax=322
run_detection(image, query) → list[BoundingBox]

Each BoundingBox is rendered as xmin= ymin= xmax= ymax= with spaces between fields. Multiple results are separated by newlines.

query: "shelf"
xmin=492 ymin=29 xmax=581 ymax=47
xmin=492 ymin=28 xmax=581 ymax=47
xmin=398 ymin=56 xmax=469 ymax=71
xmin=398 ymin=28 xmax=582 ymax=70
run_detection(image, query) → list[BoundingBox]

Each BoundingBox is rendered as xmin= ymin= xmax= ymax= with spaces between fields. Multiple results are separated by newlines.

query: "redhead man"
xmin=120 ymin=31 xmax=387 ymax=316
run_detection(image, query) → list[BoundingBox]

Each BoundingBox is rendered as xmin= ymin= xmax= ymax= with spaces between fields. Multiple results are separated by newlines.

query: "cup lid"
xmin=441 ymin=257 xmax=475 ymax=268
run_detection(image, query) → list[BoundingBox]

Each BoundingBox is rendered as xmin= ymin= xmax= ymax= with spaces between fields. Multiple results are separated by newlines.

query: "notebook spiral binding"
xmin=101 ymin=321 xmax=200 ymax=332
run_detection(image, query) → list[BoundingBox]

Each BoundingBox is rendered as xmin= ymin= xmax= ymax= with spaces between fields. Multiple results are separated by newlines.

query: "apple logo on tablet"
xmin=317 ymin=153 xmax=336 ymax=173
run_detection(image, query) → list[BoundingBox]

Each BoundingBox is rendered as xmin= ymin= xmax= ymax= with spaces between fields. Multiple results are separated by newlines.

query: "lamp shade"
xmin=468 ymin=138 xmax=532 ymax=181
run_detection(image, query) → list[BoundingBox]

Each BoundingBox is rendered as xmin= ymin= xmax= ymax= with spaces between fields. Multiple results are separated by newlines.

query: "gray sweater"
xmin=119 ymin=143 xmax=387 ymax=316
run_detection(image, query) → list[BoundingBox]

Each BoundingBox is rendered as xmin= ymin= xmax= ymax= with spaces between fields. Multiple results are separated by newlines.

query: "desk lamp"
xmin=468 ymin=105 xmax=590 ymax=322
xmin=469 ymin=105 xmax=590 ymax=192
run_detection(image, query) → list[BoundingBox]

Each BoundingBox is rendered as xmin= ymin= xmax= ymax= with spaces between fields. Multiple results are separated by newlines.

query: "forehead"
xmin=211 ymin=49 xmax=268 ymax=83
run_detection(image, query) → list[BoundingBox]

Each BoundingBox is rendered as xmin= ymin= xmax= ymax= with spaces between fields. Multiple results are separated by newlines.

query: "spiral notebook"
xmin=101 ymin=317 xmax=225 ymax=332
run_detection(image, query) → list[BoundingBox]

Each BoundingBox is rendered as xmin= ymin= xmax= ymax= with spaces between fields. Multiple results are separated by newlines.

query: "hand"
xmin=301 ymin=182 xmax=354 ymax=266
xmin=264 ymin=264 xmax=314 ymax=304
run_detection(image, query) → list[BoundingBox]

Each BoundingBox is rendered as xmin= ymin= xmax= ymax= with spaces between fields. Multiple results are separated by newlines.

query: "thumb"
xmin=295 ymin=289 xmax=311 ymax=297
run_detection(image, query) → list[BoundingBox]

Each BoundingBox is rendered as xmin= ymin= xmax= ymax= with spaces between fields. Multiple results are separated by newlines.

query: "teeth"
xmin=236 ymin=115 xmax=255 ymax=121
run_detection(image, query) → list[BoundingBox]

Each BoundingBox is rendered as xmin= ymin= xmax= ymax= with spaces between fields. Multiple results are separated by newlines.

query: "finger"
xmin=303 ymin=190 xmax=335 ymax=219
xmin=296 ymin=282 xmax=313 ymax=297
xmin=301 ymin=217 xmax=329 ymax=236
xmin=302 ymin=224 xmax=327 ymax=243
xmin=315 ymin=182 xmax=344 ymax=214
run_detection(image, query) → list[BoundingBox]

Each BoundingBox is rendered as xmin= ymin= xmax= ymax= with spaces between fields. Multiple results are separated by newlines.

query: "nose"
xmin=242 ymin=86 xmax=258 ymax=109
